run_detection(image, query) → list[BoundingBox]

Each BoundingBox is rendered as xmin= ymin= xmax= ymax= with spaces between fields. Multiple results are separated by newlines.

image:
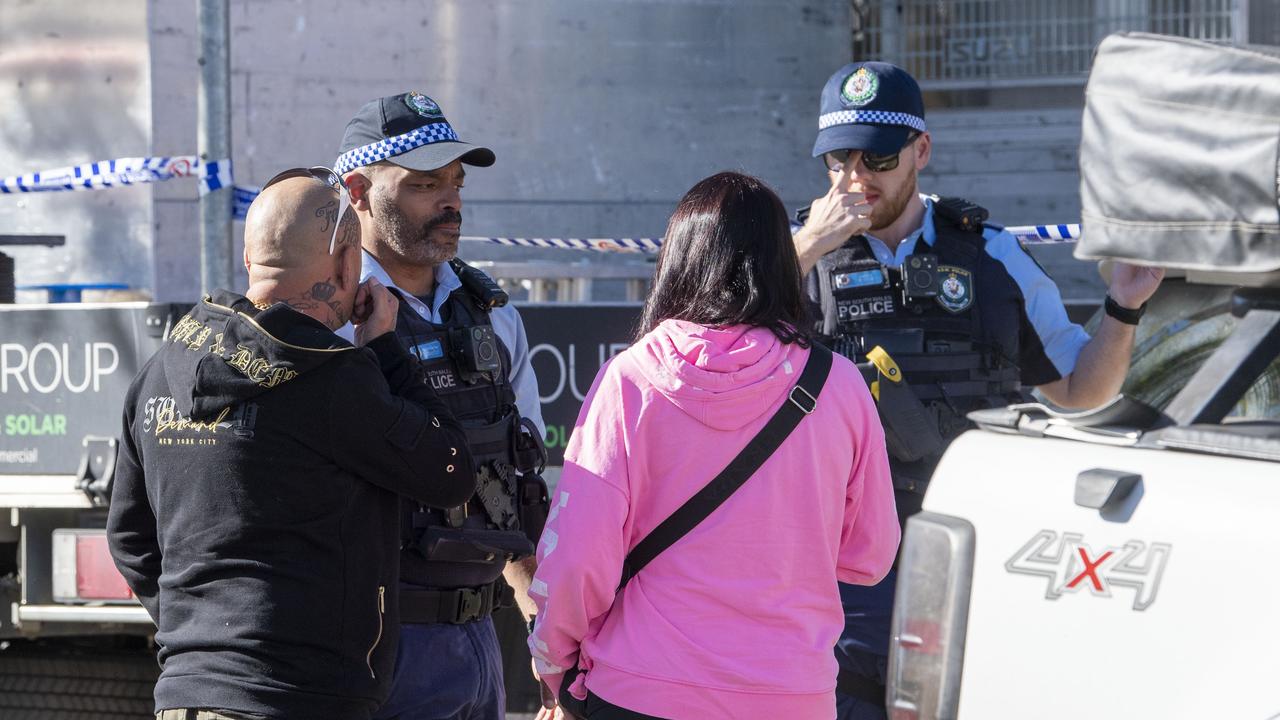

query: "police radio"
xmin=449 ymin=259 xmax=508 ymax=309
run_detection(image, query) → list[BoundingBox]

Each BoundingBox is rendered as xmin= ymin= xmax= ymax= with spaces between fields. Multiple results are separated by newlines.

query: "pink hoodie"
xmin=528 ymin=319 xmax=898 ymax=719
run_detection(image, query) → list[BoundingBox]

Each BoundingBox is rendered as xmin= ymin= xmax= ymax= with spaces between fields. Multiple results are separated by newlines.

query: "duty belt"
xmin=400 ymin=581 xmax=514 ymax=625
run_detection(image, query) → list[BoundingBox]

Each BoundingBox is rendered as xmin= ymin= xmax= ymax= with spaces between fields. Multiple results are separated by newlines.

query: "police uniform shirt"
xmin=800 ymin=195 xmax=1091 ymax=385
xmin=338 ymin=250 xmax=546 ymax=435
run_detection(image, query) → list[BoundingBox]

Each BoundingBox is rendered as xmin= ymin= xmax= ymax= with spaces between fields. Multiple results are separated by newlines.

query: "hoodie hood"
xmin=161 ymin=290 xmax=354 ymax=419
xmin=631 ymin=319 xmax=807 ymax=431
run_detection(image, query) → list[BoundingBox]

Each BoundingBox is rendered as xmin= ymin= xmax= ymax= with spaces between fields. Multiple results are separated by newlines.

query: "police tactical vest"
xmin=391 ymin=266 xmax=538 ymax=589
xmin=812 ymin=199 xmax=1026 ymax=454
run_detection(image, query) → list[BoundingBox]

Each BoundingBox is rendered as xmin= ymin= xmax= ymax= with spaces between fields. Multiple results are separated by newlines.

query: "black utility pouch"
xmin=876 ymin=377 xmax=947 ymax=463
xmin=419 ymin=526 xmax=535 ymax=563
xmin=519 ymin=473 xmax=551 ymax=544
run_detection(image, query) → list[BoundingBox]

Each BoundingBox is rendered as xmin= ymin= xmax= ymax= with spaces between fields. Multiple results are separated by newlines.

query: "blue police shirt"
xmin=860 ymin=195 xmax=1090 ymax=380
xmin=337 ymin=251 xmax=545 ymax=437
xmin=805 ymin=196 xmax=1091 ymax=669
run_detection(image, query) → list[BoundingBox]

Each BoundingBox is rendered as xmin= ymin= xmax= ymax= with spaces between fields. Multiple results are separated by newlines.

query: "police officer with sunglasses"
xmin=790 ymin=62 xmax=1164 ymax=720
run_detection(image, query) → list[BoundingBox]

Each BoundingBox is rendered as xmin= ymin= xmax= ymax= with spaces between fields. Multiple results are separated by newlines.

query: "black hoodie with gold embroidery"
xmin=107 ymin=290 xmax=474 ymax=719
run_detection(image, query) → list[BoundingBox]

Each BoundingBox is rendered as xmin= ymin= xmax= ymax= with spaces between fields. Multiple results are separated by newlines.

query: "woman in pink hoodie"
xmin=528 ymin=172 xmax=899 ymax=720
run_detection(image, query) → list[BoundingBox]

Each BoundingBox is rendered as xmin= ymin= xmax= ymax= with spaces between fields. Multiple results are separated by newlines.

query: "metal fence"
xmin=853 ymin=0 xmax=1249 ymax=89
xmin=471 ymin=261 xmax=652 ymax=303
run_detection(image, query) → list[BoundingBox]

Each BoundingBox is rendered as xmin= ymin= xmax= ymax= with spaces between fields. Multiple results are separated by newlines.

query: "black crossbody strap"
xmin=617 ymin=342 xmax=834 ymax=590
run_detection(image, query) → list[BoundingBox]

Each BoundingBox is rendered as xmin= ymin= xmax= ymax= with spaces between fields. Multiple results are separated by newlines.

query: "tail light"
xmin=52 ymin=529 xmax=134 ymax=602
xmin=888 ymin=512 xmax=975 ymax=720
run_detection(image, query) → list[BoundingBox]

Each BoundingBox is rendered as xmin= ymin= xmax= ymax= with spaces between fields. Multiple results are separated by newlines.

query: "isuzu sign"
xmin=1005 ymin=530 xmax=1172 ymax=611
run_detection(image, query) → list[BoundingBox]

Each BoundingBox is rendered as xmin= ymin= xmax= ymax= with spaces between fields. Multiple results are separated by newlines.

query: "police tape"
xmin=465 ymin=236 xmax=665 ymax=253
xmin=227 ymin=185 xmax=1080 ymax=251
xmin=1012 ymin=223 xmax=1081 ymax=245
xmin=233 ymin=185 xmax=258 ymax=220
xmin=0 ymin=156 xmax=232 ymax=195
xmin=3 ymin=156 xmax=1081 ymax=250
xmin=454 ymin=225 xmax=1080 ymax=254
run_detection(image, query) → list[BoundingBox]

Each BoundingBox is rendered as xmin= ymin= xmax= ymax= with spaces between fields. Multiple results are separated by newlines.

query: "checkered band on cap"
xmin=818 ymin=110 xmax=926 ymax=132
xmin=335 ymin=122 xmax=460 ymax=174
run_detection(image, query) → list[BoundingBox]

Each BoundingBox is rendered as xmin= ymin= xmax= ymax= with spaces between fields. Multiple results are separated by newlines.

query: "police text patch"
xmin=837 ymin=294 xmax=896 ymax=321
xmin=425 ymin=368 xmax=458 ymax=392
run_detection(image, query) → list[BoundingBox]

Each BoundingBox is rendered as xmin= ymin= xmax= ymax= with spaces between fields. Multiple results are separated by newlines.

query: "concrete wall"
xmin=0 ymin=0 xmax=151 ymax=299
xmin=148 ymin=0 xmax=853 ymax=301
xmin=0 ymin=1 xmax=1107 ymax=303
xmin=923 ymin=107 xmax=1103 ymax=299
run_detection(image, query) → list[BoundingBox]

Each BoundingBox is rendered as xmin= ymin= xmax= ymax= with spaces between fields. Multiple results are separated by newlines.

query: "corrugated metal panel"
xmin=854 ymin=0 xmax=1246 ymax=89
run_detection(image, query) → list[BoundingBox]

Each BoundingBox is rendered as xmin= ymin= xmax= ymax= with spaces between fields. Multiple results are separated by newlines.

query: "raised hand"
xmin=1108 ymin=262 xmax=1165 ymax=309
xmin=352 ymin=278 xmax=399 ymax=346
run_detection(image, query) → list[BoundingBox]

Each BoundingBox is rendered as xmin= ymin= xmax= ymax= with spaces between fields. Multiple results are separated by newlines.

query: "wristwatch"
xmin=1104 ymin=294 xmax=1146 ymax=325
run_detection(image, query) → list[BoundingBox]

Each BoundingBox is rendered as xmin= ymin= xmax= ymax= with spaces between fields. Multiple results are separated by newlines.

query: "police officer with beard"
xmin=792 ymin=63 xmax=1164 ymax=719
xmin=336 ymin=92 xmax=550 ymax=720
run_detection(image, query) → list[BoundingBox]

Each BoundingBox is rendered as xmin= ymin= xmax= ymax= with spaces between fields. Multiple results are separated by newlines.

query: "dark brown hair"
xmin=637 ymin=171 xmax=810 ymax=346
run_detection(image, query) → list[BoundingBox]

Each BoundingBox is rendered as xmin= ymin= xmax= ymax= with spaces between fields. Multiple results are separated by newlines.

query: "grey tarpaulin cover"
xmin=1076 ymin=33 xmax=1280 ymax=273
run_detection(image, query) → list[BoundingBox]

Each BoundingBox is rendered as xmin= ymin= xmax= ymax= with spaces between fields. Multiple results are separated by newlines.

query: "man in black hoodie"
xmin=106 ymin=172 xmax=475 ymax=720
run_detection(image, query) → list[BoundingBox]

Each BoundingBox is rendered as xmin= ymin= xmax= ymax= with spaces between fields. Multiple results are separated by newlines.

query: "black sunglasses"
xmin=823 ymin=133 xmax=921 ymax=174
xmin=260 ymin=166 xmax=351 ymax=255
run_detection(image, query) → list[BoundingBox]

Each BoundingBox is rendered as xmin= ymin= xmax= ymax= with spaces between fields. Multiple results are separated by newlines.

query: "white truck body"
xmin=928 ymin=432 xmax=1279 ymax=719
xmin=887 ymin=34 xmax=1280 ymax=720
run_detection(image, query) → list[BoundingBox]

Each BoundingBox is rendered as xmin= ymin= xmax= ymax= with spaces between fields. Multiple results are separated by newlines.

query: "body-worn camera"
xmin=900 ymin=253 xmax=940 ymax=301
xmin=451 ymin=325 xmax=502 ymax=375
xmin=834 ymin=252 xmax=941 ymax=305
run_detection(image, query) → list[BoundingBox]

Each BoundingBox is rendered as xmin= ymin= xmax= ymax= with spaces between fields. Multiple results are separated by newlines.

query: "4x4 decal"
xmin=1005 ymin=530 xmax=1172 ymax=611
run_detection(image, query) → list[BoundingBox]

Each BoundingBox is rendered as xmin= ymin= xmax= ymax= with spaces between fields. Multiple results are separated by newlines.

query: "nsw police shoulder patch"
xmin=936 ymin=266 xmax=974 ymax=313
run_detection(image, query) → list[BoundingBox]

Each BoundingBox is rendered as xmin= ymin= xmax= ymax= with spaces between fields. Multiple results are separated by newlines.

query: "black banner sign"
xmin=519 ymin=304 xmax=642 ymax=466
xmin=0 ymin=304 xmax=170 ymax=475
xmin=0 ymin=303 xmax=641 ymax=475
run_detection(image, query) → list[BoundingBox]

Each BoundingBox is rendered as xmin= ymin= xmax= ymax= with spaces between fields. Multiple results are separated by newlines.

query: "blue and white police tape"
xmin=454 ymin=225 xmax=1080 ymax=254
xmin=1008 ymin=223 xmax=1080 ymax=246
xmin=471 ymin=236 xmax=665 ymax=253
xmin=0 ymin=155 xmax=232 ymax=195
xmin=233 ymin=185 xmax=259 ymax=221
xmin=200 ymin=159 xmax=233 ymax=196
xmin=2 ymin=155 xmax=1082 ymax=250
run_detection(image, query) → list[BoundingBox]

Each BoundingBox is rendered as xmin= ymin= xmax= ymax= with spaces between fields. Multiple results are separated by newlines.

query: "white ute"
xmin=888 ymin=34 xmax=1280 ymax=720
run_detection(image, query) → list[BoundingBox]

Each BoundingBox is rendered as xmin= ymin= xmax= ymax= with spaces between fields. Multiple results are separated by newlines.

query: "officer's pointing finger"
xmin=824 ymin=175 xmax=848 ymax=200
xmin=836 ymin=152 xmax=862 ymax=192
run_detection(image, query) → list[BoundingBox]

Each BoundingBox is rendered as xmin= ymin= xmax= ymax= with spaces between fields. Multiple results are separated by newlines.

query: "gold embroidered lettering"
xmin=155 ymin=405 xmax=231 ymax=436
xmin=227 ymin=345 xmax=253 ymax=373
xmin=187 ymin=327 xmax=212 ymax=352
xmin=219 ymin=343 xmax=299 ymax=389
xmin=246 ymin=358 xmax=270 ymax=384
xmin=168 ymin=316 xmax=201 ymax=344
xmin=261 ymin=367 xmax=297 ymax=388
